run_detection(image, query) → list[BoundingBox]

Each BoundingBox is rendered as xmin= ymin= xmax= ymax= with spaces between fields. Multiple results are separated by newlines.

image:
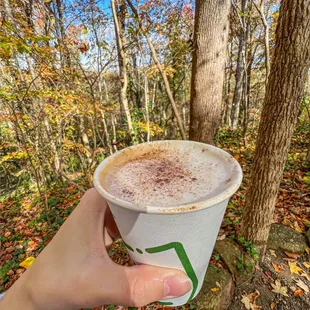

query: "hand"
xmin=0 ymin=188 xmax=191 ymax=310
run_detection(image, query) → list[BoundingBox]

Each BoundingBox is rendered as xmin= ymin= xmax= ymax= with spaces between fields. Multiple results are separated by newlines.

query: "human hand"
xmin=0 ymin=188 xmax=191 ymax=310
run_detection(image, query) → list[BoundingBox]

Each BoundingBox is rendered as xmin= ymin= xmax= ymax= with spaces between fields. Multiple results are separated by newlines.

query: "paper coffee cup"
xmin=94 ymin=141 xmax=242 ymax=306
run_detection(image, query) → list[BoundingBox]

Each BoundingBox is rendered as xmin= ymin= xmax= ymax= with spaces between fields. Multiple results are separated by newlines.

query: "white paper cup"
xmin=94 ymin=141 xmax=242 ymax=306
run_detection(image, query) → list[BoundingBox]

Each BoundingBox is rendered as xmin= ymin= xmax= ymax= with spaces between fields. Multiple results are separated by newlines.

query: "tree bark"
xmin=111 ymin=0 xmax=136 ymax=142
xmin=231 ymin=0 xmax=248 ymax=130
xmin=255 ymin=0 xmax=270 ymax=84
xmin=144 ymin=74 xmax=151 ymax=142
xmin=240 ymin=0 xmax=310 ymax=260
xmin=189 ymin=0 xmax=230 ymax=144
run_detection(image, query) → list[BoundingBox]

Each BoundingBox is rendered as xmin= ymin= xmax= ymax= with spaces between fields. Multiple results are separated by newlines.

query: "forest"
xmin=0 ymin=0 xmax=310 ymax=309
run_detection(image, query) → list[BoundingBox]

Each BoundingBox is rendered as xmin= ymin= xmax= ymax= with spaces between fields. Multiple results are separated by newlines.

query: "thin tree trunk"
xmin=111 ymin=0 xmax=136 ymax=142
xmin=231 ymin=0 xmax=249 ymax=130
xmin=240 ymin=0 xmax=310 ymax=260
xmin=224 ymin=41 xmax=233 ymax=126
xmin=189 ymin=0 xmax=231 ymax=144
xmin=306 ymin=141 xmax=310 ymax=163
xmin=144 ymin=74 xmax=151 ymax=142
xmin=255 ymin=0 xmax=270 ymax=84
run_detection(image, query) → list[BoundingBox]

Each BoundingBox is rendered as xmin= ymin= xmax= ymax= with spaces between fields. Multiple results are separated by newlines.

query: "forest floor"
xmin=0 ymin=127 xmax=309 ymax=309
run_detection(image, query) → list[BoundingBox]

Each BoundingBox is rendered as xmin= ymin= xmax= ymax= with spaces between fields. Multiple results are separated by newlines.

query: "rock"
xmin=267 ymin=224 xmax=307 ymax=254
xmin=195 ymin=264 xmax=234 ymax=310
xmin=306 ymin=229 xmax=310 ymax=245
xmin=214 ymin=238 xmax=254 ymax=285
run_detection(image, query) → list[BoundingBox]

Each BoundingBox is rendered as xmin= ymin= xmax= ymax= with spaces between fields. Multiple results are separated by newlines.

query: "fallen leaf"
xmin=19 ymin=256 xmax=35 ymax=269
xmin=303 ymin=262 xmax=310 ymax=269
xmin=294 ymin=289 xmax=303 ymax=297
xmin=4 ymin=231 xmax=11 ymax=238
xmin=241 ymin=296 xmax=251 ymax=309
xmin=271 ymin=280 xmax=289 ymax=297
xmin=217 ymin=234 xmax=226 ymax=241
xmin=288 ymin=261 xmax=303 ymax=275
xmin=215 ymin=281 xmax=222 ymax=288
xmin=306 ymin=248 xmax=310 ymax=255
xmin=6 ymin=246 xmax=15 ymax=253
xmin=28 ymin=240 xmax=35 ymax=246
xmin=301 ymin=273 xmax=310 ymax=281
xmin=283 ymin=257 xmax=298 ymax=263
xmin=293 ymin=221 xmax=304 ymax=233
xmin=211 ymin=287 xmax=220 ymax=292
xmin=295 ymin=279 xmax=309 ymax=293
xmin=284 ymin=252 xmax=300 ymax=259
xmin=272 ymin=263 xmax=284 ymax=273
xmin=269 ymin=249 xmax=277 ymax=257
xmin=270 ymin=302 xmax=276 ymax=310
xmin=241 ymin=291 xmax=262 ymax=310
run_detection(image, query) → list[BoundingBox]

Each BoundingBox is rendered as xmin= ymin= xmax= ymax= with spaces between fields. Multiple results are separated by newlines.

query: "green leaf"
xmin=83 ymin=26 xmax=88 ymax=35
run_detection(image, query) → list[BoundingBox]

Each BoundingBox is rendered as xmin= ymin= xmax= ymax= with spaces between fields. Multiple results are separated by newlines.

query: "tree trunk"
xmin=255 ymin=0 xmax=270 ymax=84
xmin=224 ymin=41 xmax=233 ymax=127
xmin=231 ymin=0 xmax=248 ymax=130
xmin=111 ymin=0 xmax=136 ymax=142
xmin=240 ymin=0 xmax=310 ymax=260
xmin=306 ymin=141 xmax=310 ymax=163
xmin=144 ymin=74 xmax=151 ymax=142
xmin=189 ymin=0 xmax=230 ymax=144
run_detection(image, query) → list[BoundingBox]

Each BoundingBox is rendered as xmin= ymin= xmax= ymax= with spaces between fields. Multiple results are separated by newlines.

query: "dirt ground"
xmin=228 ymin=249 xmax=310 ymax=310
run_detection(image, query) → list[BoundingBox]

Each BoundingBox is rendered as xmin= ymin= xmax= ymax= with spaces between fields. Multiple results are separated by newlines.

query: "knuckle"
xmin=129 ymin=274 xmax=145 ymax=307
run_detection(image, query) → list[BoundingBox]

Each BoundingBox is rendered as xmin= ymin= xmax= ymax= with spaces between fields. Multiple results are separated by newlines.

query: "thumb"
xmin=114 ymin=264 xmax=192 ymax=307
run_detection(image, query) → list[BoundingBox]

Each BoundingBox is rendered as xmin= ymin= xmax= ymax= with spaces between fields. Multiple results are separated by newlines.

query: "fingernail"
xmin=164 ymin=275 xmax=192 ymax=298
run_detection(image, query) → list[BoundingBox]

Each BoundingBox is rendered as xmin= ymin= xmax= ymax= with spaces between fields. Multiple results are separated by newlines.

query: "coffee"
xmin=100 ymin=143 xmax=233 ymax=207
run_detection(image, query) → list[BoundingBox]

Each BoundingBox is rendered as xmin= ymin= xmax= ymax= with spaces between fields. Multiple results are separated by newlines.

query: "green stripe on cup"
xmin=123 ymin=241 xmax=134 ymax=252
xmin=145 ymin=242 xmax=198 ymax=302
xmin=158 ymin=301 xmax=173 ymax=306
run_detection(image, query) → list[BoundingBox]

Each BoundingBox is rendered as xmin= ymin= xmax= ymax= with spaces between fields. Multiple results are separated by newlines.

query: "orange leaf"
xmin=272 ymin=263 xmax=284 ymax=273
xmin=28 ymin=241 xmax=35 ymax=247
xmin=294 ymin=289 xmax=303 ymax=297
xmin=270 ymin=302 xmax=276 ymax=310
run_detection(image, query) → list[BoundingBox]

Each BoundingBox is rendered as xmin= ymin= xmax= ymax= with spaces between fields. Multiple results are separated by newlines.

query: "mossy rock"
xmin=194 ymin=264 xmax=234 ymax=310
xmin=267 ymin=224 xmax=307 ymax=254
xmin=214 ymin=238 xmax=254 ymax=285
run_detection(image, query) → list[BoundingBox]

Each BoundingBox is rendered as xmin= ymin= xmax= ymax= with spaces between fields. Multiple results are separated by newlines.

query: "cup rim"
xmin=93 ymin=140 xmax=243 ymax=214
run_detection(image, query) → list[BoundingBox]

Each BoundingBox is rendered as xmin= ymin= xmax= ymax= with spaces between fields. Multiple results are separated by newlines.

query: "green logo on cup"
xmin=124 ymin=241 xmax=198 ymax=305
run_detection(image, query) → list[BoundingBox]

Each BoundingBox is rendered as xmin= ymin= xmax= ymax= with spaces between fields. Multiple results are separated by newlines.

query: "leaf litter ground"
xmin=0 ymin=128 xmax=309 ymax=309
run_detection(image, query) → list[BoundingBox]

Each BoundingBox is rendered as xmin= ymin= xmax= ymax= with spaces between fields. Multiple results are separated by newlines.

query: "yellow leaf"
xmin=211 ymin=287 xmax=220 ymax=292
xmin=306 ymin=248 xmax=310 ymax=255
xmin=19 ymin=256 xmax=35 ymax=269
xmin=234 ymin=154 xmax=240 ymax=160
xmin=303 ymin=262 xmax=310 ymax=269
xmin=289 ymin=261 xmax=303 ymax=275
